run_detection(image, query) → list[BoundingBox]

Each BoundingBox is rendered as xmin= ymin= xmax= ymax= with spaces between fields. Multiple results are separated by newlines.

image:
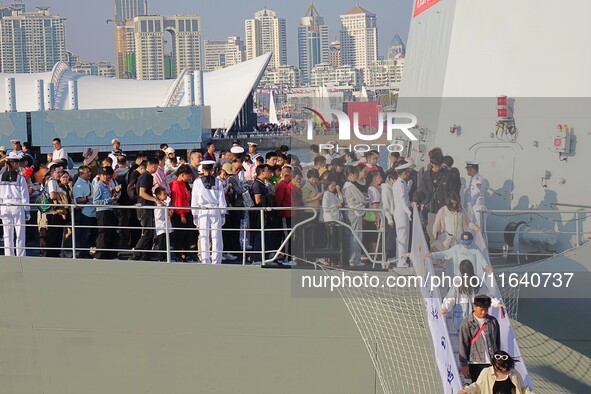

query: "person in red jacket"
xmin=169 ymin=165 xmax=194 ymax=262
xmin=274 ymin=166 xmax=294 ymax=265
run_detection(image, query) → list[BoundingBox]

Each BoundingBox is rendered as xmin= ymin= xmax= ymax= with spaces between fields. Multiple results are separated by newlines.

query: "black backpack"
xmin=127 ymin=171 xmax=140 ymax=204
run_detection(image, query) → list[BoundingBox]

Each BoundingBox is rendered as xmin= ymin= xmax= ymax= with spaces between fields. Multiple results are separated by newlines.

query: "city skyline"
xmin=39 ymin=0 xmax=411 ymax=65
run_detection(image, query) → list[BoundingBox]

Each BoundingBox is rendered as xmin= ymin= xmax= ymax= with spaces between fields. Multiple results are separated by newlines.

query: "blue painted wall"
xmin=30 ymin=106 xmax=210 ymax=153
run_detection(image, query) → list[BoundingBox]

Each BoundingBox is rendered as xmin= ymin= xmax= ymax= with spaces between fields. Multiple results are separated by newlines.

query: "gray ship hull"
xmin=2 ymin=251 xmax=591 ymax=393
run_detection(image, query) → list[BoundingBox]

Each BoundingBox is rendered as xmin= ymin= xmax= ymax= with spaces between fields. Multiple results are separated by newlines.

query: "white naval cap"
xmin=247 ymin=141 xmax=258 ymax=146
xmin=465 ymin=160 xmax=480 ymax=168
xmin=6 ymin=151 xmax=23 ymax=161
xmin=395 ymin=162 xmax=413 ymax=171
xmin=201 ymin=160 xmax=216 ymax=166
xmin=230 ymin=146 xmax=245 ymax=154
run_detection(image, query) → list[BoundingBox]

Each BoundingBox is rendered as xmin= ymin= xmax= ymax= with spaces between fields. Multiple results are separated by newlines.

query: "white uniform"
xmin=191 ymin=176 xmax=227 ymax=264
xmin=392 ymin=178 xmax=412 ymax=262
xmin=467 ymin=172 xmax=487 ymax=228
xmin=0 ymin=170 xmax=29 ymax=256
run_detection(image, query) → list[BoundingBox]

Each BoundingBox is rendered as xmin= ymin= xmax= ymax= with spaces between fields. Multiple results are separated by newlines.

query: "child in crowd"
xmin=270 ymin=165 xmax=282 ymax=186
xmin=154 ymin=186 xmax=174 ymax=261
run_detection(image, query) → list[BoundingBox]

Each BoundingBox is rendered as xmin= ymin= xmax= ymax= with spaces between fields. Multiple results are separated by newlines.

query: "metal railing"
xmin=0 ymin=202 xmax=388 ymax=267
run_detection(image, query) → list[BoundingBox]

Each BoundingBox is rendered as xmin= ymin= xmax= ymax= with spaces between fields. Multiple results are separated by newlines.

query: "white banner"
xmin=410 ymin=206 xmax=462 ymax=393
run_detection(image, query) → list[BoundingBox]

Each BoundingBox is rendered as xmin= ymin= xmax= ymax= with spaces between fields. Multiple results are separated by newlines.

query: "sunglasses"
xmin=494 ymin=354 xmax=509 ymax=361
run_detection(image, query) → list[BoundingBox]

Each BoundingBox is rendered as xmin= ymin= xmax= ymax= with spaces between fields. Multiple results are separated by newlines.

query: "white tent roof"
xmin=0 ymin=52 xmax=271 ymax=131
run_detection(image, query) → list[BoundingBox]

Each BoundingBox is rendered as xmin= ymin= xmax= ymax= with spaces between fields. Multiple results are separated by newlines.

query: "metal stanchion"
xmin=70 ymin=204 xmax=77 ymax=259
xmin=165 ymin=204 xmax=171 ymax=263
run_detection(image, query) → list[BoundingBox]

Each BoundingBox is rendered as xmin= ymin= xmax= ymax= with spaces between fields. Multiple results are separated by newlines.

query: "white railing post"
xmin=71 ymin=204 xmax=77 ymax=259
xmin=260 ymin=209 xmax=265 ymax=264
xmin=165 ymin=205 xmax=171 ymax=263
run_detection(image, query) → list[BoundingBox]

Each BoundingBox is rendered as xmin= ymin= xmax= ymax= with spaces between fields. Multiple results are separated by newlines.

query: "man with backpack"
xmin=126 ymin=160 xmax=146 ymax=250
xmin=115 ymin=155 xmax=133 ymax=248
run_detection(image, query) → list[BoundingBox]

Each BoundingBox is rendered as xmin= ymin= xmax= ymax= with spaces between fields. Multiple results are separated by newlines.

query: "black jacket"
xmin=418 ymin=166 xmax=451 ymax=214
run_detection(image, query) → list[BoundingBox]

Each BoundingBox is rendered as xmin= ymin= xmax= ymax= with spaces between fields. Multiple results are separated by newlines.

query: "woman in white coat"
xmin=392 ymin=163 xmax=413 ymax=267
xmin=431 ymin=192 xmax=480 ymax=251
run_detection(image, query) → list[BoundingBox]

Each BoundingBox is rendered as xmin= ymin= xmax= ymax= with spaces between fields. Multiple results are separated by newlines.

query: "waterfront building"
xmin=245 ymin=7 xmax=287 ymax=69
xmin=310 ymin=63 xmax=363 ymax=89
xmin=72 ymin=61 xmax=116 ymax=78
xmin=134 ymin=14 xmax=201 ymax=80
xmin=297 ymin=3 xmax=329 ymax=86
xmin=0 ymin=7 xmax=66 ymax=73
xmin=203 ymin=36 xmax=245 ymax=72
xmin=339 ymin=4 xmax=377 ymax=78
xmin=364 ymin=58 xmax=404 ymax=89
xmin=258 ymin=65 xmax=301 ymax=88
xmin=65 ymin=51 xmax=80 ymax=69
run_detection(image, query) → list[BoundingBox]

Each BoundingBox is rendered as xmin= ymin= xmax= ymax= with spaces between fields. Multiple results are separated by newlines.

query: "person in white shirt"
xmin=427 ymin=232 xmax=493 ymax=277
xmin=440 ymin=259 xmax=504 ymax=328
xmin=191 ymin=160 xmax=226 ymax=264
xmin=154 ymin=186 xmax=173 ymax=262
xmin=51 ymin=138 xmax=68 ymax=167
xmin=108 ymin=138 xmax=125 ymax=169
xmin=392 ymin=162 xmax=413 ymax=267
xmin=381 ymin=170 xmax=397 ymax=259
xmin=342 ymin=165 xmax=366 ymax=267
xmin=0 ymin=152 xmax=29 ymax=256
xmin=465 ymin=161 xmax=488 ymax=229
xmin=322 ymin=176 xmax=343 ymax=223
xmin=366 ymin=170 xmax=383 ymax=258
xmin=431 ymin=193 xmax=480 ymax=251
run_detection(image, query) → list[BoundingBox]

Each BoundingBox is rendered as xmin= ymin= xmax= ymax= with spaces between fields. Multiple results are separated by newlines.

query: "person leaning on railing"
xmin=169 ymin=164 xmax=194 ymax=262
xmin=0 ymin=151 xmax=30 ymax=256
xmin=92 ymin=166 xmax=120 ymax=260
xmin=73 ymin=165 xmax=96 ymax=258
xmin=44 ymin=164 xmax=67 ymax=257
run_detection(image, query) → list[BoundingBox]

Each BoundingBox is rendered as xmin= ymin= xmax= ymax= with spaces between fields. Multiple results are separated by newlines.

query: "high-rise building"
xmin=0 ymin=2 xmax=25 ymax=19
xmin=297 ymin=3 xmax=329 ymax=86
xmin=114 ymin=20 xmax=137 ymax=78
xmin=113 ymin=0 xmax=148 ymax=78
xmin=244 ymin=7 xmax=286 ymax=69
xmin=387 ymin=34 xmax=406 ymax=59
xmin=65 ymin=51 xmax=80 ymax=69
xmin=339 ymin=4 xmax=377 ymax=75
xmin=0 ymin=7 xmax=66 ymax=73
xmin=203 ymin=36 xmax=245 ymax=72
xmin=134 ymin=14 xmax=201 ymax=80
xmin=114 ymin=0 xmax=147 ymax=25
xmin=328 ymin=39 xmax=341 ymax=67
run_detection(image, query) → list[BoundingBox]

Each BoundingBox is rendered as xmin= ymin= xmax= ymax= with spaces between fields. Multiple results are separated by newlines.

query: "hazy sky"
xmin=38 ymin=0 xmax=413 ymax=64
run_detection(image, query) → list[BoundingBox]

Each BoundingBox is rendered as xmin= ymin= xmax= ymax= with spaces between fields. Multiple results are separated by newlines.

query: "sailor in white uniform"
xmin=392 ymin=162 xmax=413 ymax=267
xmin=191 ymin=160 xmax=227 ymax=264
xmin=0 ymin=151 xmax=30 ymax=256
xmin=247 ymin=142 xmax=261 ymax=161
xmin=465 ymin=161 xmax=487 ymax=228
